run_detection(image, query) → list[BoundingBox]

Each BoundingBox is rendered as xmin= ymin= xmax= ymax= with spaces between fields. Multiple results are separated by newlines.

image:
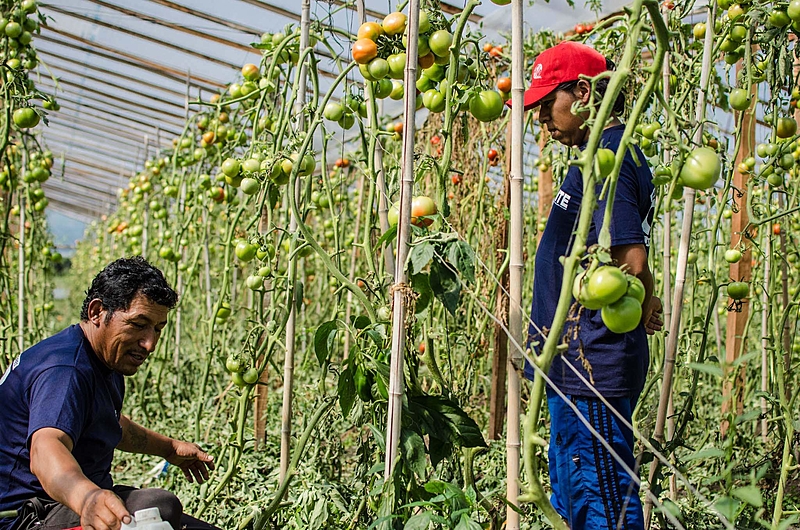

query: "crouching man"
xmin=0 ymin=257 xmax=219 ymax=530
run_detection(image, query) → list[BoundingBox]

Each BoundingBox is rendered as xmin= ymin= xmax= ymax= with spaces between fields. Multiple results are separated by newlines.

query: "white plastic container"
xmin=120 ymin=507 xmax=173 ymax=529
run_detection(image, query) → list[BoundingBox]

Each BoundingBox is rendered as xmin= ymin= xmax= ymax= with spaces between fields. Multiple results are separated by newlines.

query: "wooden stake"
xmin=489 ymin=125 xmax=512 ymax=441
xmin=644 ymin=4 xmax=716 ymax=524
xmin=384 ymin=0 xmax=420 ymax=479
xmin=280 ymin=0 xmax=310 ymax=485
xmin=506 ymin=0 xmax=525 ymax=527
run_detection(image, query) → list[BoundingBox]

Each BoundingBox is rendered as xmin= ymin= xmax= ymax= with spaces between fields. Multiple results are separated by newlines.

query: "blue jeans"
xmin=547 ymin=392 xmax=645 ymax=530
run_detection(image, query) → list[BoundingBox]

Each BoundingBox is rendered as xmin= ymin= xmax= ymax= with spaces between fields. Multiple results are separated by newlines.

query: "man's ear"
xmin=576 ymin=79 xmax=592 ymax=104
xmin=86 ymin=298 xmax=106 ymax=326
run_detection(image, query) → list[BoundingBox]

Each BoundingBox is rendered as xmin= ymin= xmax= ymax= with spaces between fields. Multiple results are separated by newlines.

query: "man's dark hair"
xmin=80 ymin=256 xmax=178 ymax=322
xmin=556 ymin=58 xmax=625 ymax=116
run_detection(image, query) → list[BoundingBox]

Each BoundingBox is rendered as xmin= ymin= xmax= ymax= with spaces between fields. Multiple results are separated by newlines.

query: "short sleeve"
xmin=27 ymin=366 xmax=91 ymax=448
xmin=593 ymin=158 xmax=647 ymax=248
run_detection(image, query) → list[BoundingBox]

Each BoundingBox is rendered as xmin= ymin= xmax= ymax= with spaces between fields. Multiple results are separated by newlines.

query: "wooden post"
xmin=537 ymin=125 xmax=553 ymax=244
xmin=488 ymin=126 xmax=512 ymax=441
xmin=721 ymin=61 xmax=754 ymax=434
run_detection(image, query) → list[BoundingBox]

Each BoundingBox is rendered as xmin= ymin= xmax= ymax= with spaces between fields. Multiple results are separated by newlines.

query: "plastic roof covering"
xmin=36 ymin=0 xmax=634 ymax=236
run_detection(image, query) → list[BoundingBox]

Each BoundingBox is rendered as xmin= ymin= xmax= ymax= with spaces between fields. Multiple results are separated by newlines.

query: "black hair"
xmin=80 ymin=256 xmax=178 ymax=322
xmin=556 ymin=58 xmax=625 ymax=116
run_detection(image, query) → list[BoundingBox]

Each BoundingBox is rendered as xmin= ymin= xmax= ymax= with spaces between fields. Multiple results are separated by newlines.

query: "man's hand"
xmin=643 ymin=296 xmax=664 ymax=335
xmin=79 ymin=489 xmax=131 ymax=530
xmin=165 ymin=440 xmax=215 ymax=483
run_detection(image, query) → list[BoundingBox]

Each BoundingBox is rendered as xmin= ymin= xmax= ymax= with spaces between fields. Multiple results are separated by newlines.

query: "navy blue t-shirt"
xmin=0 ymin=325 xmax=124 ymax=527
xmin=527 ymin=124 xmax=655 ymax=398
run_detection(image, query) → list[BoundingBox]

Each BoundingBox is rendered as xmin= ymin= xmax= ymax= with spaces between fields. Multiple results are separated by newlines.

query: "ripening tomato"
xmin=411 ymin=196 xmax=437 ymax=226
xmin=776 ymin=117 xmax=797 ymax=139
xmin=241 ymin=63 xmax=260 ymax=81
xmin=357 ymin=21 xmax=383 ymax=40
xmin=488 ymin=148 xmax=498 ymax=161
xmin=496 ymin=77 xmax=511 ymax=93
xmin=418 ymin=53 xmax=435 ymax=69
xmin=692 ymin=22 xmax=707 ymax=39
xmin=352 ymin=38 xmax=378 ymax=64
xmin=382 ymin=12 xmax=407 ymax=35
xmin=680 ymin=147 xmax=721 ymax=189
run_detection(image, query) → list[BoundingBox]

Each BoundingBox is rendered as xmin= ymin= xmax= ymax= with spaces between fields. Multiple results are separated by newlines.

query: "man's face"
xmin=537 ymin=83 xmax=590 ymax=147
xmin=94 ymin=294 xmax=168 ymax=375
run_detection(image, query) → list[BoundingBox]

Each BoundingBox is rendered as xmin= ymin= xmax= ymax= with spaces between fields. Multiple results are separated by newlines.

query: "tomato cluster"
xmin=573 ymin=265 xmax=645 ymax=334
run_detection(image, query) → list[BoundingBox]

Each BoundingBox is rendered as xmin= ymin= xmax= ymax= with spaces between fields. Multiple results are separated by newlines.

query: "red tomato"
xmin=496 ymin=77 xmax=511 ymax=92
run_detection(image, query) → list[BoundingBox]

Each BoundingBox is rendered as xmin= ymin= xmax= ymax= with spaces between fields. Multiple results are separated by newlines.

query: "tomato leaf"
xmin=404 ymin=512 xmax=433 ymax=530
xmin=408 ymin=395 xmax=487 ymax=451
xmin=683 ymin=447 xmax=725 ymax=461
xmin=447 ymin=240 xmax=475 ymax=285
xmin=454 ymin=514 xmax=482 ymax=530
xmin=314 ymin=320 xmax=338 ymax=366
xmin=686 ymin=362 xmax=723 ymax=378
xmin=376 ymin=224 xmax=397 ymax=247
xmin=731 ymin=486 xmax=762 ymax=507
xmin=351 ymin=315 xmax=371 ymax=329
xmin=409 ymin=241 xmax=434 ymax=275
xmin=400 ymin=429 xmax=427 ymax=479
xmin=411 ymin=273 xmax=433 ymax=316
xmin=429 ymin=259 xmax=461 ymax=315
xmin=337 ymin=359 xmax=356 ymax=417
xmin=294 ymin=280 xmax=304 ymax=312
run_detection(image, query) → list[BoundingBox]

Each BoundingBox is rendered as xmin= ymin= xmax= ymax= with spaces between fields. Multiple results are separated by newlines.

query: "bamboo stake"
xmin=644 ymin=2 xmax=716 ymax=524
xmin=658 ymin=8 xmax=677 ymax=499
xmin=280 ymin=0 xmax=310 ymax=485
xmin=760 ymin=224 xmax=770 ymax=444
xmin=506 ymin=0 xmax=524 ymax=528
xmin=17 ymin=182 xmax=24 ymax=353
xmin=343 ymin=173 xmax=366 ymax=359
xmin=384 ymin=0 xmax=419 ymax=479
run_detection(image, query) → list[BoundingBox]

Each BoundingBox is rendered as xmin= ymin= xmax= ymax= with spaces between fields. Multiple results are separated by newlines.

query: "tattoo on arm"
xmin=127 ymin=423 xmax=148 ymax=452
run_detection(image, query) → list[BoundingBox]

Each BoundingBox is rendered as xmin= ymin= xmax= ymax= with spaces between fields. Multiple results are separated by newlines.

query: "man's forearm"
xmin=117 ymin=415 xmax=174 ymax=458
xmin=30 ymin=429 xmax=102 ymax=516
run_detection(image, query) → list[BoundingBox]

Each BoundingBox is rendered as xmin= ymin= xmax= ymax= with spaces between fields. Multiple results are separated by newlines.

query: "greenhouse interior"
xmin=0 ymin=0 xmax=799 ymax=528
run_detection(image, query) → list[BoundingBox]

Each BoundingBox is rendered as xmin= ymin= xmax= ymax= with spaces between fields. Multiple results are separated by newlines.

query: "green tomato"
xmin=469 ymin=90 xmax=504 ymax=122
xmin=226 ymin=355 xmax=242 ymax=373
xmin=235 ymin=240 xmax=258 ymax=262
xmin=724 ymin=249 xmax=742 ymax=263
xmin=245 ymin=274 xmax=263 ymax=290
xmin=242 ymin=367 xmax=259 ymax=384
xmin=626 ymin=276 xmax=646 ymax=304
xmin=680 ymin=147 xmax=720 ymax=189
xmin=428 ymin=30 xmax=453 ymax=58
xmin=727 ymin=281 xmax=749 ymax=300
xmin=601 ymin=296 xmax=642 ymax=334
xmin=585 ymin=266 xmax=628 ymax=307
xmin=728 ymin=88 xmax=751 ymax=111
xmin=221 ymin=158 xmax=240 ymax=178
xmin=596 ymin=148 xmax=615 ymax=178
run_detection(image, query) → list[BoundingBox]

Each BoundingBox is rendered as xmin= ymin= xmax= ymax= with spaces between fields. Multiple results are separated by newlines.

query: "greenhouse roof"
xmin=36 ymin=0 xmax=632 ymax=228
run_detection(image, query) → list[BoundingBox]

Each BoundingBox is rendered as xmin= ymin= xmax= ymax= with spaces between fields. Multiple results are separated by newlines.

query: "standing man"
xmin=0 ymin=256 xmax=219 ymax=530
xmin=519 ymin=42 xmax=663 ymax=529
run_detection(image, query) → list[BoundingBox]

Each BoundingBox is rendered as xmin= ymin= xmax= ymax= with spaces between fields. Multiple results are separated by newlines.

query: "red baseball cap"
xmin=509 ymin=41 xmax=608 ymax=110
